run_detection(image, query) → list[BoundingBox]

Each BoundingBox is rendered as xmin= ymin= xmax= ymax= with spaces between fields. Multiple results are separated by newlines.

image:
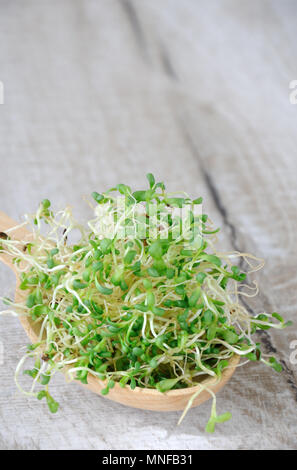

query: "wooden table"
xmin=0 ymin=0 xmax=296 ymax=450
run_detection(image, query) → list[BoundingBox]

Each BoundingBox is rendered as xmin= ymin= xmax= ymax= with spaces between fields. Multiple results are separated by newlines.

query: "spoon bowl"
xmin=0 ymin=210 xmax=239 ymax=411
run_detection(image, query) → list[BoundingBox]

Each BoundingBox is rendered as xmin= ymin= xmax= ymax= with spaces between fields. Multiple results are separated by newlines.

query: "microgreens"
xmin=0 ymin=174 xmax=290 ymax=432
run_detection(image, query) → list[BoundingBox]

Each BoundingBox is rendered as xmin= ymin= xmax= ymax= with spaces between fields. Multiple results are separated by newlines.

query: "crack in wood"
xmin=120 ymin=0 xmax=149 ymax=61
xmin=280 ymin=359 xmax=297 ymax=402
xmin=159 ymin=43 xmax=179 ymax=81
xmin=177 ymin=120 xmax=240 ymax=250
xmin=201 ymin=168 xmax=240 ymax=251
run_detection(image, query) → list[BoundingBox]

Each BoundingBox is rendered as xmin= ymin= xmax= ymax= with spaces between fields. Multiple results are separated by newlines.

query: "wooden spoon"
xmin=0 ymin=211 xmax=239 ymax=411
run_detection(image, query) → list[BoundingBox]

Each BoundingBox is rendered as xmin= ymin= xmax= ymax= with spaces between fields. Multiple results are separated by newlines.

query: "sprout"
xmin=0 ymin=174 xmax=290 ymax=431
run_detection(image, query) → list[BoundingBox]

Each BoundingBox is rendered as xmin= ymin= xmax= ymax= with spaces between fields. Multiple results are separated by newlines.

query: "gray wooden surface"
xmin=0 ymin=0 xmax=296 ymax=450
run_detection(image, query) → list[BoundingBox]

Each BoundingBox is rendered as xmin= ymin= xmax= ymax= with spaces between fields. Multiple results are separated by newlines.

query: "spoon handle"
xmin=0 ymin=211 xmax=30 ymax=274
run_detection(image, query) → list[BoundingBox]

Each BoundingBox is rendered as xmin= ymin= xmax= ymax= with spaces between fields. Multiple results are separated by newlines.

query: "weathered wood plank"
xmin=0 ymin=0 xmax=296 ymax=450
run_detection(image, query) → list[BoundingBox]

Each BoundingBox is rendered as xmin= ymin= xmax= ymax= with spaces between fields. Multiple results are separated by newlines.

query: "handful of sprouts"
xmin=0 ymin=174 xmax=290 ymax=431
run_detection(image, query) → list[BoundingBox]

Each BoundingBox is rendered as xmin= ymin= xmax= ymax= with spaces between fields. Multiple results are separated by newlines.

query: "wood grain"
xmin=0 ymin=0 xmax=296 ymax=450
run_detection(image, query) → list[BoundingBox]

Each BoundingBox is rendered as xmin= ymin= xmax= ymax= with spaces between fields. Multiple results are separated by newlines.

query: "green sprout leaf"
xmin=156 ymin=377 xmax=180 ymax=393
xmin=146 ymin=173 xmax=155 ymax=189
xmin=95 ymin=275 xmax=113 ymax=295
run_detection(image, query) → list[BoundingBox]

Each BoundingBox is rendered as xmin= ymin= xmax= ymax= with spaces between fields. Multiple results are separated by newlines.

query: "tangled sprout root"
xmin=0 ymin=174 xmax=290 ymax=431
